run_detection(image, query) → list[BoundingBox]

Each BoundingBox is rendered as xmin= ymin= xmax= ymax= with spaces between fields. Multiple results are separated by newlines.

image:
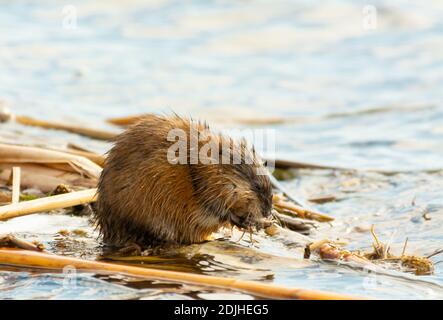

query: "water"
xmin=1 ymin=0 xmax=443 ymax=299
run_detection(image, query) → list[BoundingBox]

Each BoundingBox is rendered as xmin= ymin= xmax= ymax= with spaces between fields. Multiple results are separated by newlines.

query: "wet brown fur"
xmin=94 ymin=114 xmax=272 ymax=246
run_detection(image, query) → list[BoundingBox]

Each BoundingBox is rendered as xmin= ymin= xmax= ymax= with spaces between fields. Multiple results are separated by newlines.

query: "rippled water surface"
xmin=1 ymin=0 xmax=443 ymax=299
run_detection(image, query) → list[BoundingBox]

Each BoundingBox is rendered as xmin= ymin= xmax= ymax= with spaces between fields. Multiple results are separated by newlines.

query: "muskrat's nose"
xmin=256 ymin=206 xmax=273 ymax=228
xmin=263 ymin=208 xmax=273 ymax=218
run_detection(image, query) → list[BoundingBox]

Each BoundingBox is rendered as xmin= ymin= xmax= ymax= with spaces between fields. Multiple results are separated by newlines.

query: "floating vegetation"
xmin=306 ymin=226 xmax=434 ymax=276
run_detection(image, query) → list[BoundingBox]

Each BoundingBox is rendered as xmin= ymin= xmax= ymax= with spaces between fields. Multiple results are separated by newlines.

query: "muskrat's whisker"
xmin=271 ymin=209 xmax=284 ymax=227
xmin=236 ymin=229 xmax=247 ymax=242
xmin=248 ymin=227 xmax=256 ymax=244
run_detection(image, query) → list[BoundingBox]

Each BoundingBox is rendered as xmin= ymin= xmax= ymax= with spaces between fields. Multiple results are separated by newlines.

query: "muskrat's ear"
xmin=227 ymin=178 xmax=253 ymax=198
xmin=222 ymin=179 xmax=246 ymax=202
xmin=227 ymin=190 xmax=259 ymax=219
xmin=225 ymin=183 xmax=236 ymax=192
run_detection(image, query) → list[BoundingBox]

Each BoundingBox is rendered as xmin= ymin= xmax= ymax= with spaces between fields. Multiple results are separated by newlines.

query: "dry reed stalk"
xmin=273 ymin=194 xmax=334 ymax=222
xmin=270 ymin=158 xmax=436 ymax=175
xmin=0 ymin=234 xmax=43 ymax=251
xmin=272 ymin=159 xmax=349 ymax=171
xmin=0 ymin=163 xmax=96 ymax=193
xmin=308 ymin=195 xmax=337 ymax=204
xmin=0 ymin=188 xmax=97 ymax=221
xmin=273 ymin=212 xmax=316 ymax=232
xmin=67 ymin=143 xmax=93 ymax=152
xmin=11 ymin=167 xmax=20 ymax=204
xmin=0 ymin=143 xmax=102 ymax=179
xmin=108 ymin=114 xmax=295 ymax=127
xmin=15 ymin=115 xmax=117 ymax=140
xmin=49 ymin=147 xmax=106 ymax=167
xmin=107 ymin=115 xmax=148 ymax=126
xmin=0 ymin=248 xmax=365 ymax=300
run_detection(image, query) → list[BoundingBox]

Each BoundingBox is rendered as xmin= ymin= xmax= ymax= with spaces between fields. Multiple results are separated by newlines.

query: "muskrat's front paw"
xmin=229 ymin=212 xmax=273 ymax=230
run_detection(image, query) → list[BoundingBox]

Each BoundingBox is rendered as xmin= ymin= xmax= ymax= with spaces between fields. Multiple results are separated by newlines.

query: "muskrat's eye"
xmin=252 ymin=182 xmax=264 ymax=193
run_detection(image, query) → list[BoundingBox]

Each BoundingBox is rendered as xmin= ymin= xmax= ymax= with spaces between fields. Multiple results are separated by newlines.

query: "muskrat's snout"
xmin=228 ymin=184 xmax=274 ymax=230
xmin=262 ymin=206 xmax=273 ymax=218
xmin=229 ymin=208 xmax=273 ymax=230
xmin=256 ymin=206 xmax=274 ymax=228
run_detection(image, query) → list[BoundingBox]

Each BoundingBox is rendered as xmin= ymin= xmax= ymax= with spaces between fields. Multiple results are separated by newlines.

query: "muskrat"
xmin=94 ymin=114 xmax=273 ymax=247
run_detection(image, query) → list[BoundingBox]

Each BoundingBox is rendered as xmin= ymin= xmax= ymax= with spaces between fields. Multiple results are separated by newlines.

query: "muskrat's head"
xmin=189 ymin=135 xmax=273 ymax=231
xmin=223 ymin=163 xmax=273 ymax=230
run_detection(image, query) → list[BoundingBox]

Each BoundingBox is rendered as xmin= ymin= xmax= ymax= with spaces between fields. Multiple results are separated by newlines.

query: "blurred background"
xmin=1 ymin=0 xmax=443 ymax=299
